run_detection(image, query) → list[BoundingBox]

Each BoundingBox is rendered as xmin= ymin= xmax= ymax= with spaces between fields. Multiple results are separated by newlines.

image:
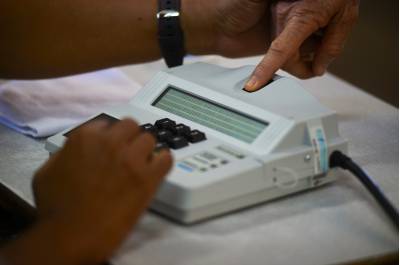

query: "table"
xmin=0 ymin=56 xmax=398 ymax=265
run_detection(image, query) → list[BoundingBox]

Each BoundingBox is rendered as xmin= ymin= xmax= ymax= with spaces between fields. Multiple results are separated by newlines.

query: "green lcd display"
xmin=152 ymin=87 xmax=268 ymax=143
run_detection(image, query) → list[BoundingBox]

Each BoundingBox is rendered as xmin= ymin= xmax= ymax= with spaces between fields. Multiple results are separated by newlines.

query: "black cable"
xmin=329 ymin=151 xmax=399 ymax=229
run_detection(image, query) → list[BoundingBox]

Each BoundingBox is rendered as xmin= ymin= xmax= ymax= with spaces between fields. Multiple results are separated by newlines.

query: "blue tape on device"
xmin=308 ymin=120 xmax=329 ymax=175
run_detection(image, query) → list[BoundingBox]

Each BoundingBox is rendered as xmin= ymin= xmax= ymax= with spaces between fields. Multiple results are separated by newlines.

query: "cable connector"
xmin=329 ymin=151 xmax=399 ymax=229
xmin=329 ymin=151 xmax=352 ymax=169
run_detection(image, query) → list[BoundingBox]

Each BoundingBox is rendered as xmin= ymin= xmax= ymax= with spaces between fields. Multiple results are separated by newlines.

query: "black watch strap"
xmin=157 ymin=0 xmax=185 ymax=68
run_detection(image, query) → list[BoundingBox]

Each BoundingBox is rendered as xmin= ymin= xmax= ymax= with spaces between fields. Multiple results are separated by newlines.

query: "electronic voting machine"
xmin=46 ymin=63 xmax=348 ymax=224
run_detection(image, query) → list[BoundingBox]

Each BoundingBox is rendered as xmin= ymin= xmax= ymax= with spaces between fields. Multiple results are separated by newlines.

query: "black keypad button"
xmin=155 ymin=142 xmax=169 ymax=151
xmin=187 ymin=130 xmax=206 ymax=143
xmin=141 ymin=123 xmax=156 ymax=134
xmin=141 ymin=118 xmax=207 ymax=150
xmin=167 ymin=136 xmax=189 ymax=149
xmin=172 ymin=124 xmax=191 ymax=136
xmin=156 ymin=130 xmax=173 ymax=142
xmin=155 ymin=118 xmax=176 ymax=130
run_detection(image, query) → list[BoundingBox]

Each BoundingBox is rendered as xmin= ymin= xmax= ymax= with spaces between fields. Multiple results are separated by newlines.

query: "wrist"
xmin=181 ymin=0 xmax=217 ymax=55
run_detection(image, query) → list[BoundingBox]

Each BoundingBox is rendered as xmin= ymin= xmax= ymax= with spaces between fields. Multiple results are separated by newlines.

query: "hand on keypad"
xmin=141 ymin=118 xmax=206 ymax=150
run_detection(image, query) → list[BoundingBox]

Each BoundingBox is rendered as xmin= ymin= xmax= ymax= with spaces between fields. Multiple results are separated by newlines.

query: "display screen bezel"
xmin=152 ymin=86 xmax=269 ymax=143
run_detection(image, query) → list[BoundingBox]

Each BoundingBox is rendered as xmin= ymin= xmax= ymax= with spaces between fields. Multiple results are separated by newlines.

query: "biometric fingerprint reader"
xmin=46 ymin=62 xmax=347 ymax=224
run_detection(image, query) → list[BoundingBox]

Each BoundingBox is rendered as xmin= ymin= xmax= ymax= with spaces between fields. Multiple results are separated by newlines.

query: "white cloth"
xmin=0 ymin=56 xmax=249 ymax=138
xmin=0 ymin=69 xmax=141 ymax=137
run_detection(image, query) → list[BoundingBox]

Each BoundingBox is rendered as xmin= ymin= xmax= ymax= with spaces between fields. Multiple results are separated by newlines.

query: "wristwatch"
xmin=157 ymin=0 xmax=185 ymax=67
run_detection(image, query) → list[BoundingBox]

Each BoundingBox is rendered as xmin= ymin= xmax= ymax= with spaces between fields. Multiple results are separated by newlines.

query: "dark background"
xmin=329 ymin=0 xmax=399 ymax=107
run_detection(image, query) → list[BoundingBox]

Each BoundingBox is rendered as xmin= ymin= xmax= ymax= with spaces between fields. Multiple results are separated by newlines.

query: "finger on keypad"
xmin=150 ymin=149 xmax=173 ymax=181
xmin=108 ymin=118 xmax=141 ymax=145
xmin=128 ymin=132 xmax=157 ymax=163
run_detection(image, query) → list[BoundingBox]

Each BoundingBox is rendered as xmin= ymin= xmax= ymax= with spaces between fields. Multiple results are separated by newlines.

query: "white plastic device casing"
xmin=46 ymin=63 xmax=347 ymax=223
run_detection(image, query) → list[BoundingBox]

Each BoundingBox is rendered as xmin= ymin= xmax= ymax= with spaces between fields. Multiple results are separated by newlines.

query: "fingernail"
xmin=245 ymin=76 xmax=258 ymax=91
xmin=317 ymin=59 xmax=334 ymax=76
xmin=315 ymin=66 xmax=326 ymax=76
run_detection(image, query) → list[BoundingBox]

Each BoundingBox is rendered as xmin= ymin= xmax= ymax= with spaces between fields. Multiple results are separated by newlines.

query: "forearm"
xmin=0 ymin=0 xmax=215 ymax=79
xmin=0 ymin=219 xmax=92 ymax=265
